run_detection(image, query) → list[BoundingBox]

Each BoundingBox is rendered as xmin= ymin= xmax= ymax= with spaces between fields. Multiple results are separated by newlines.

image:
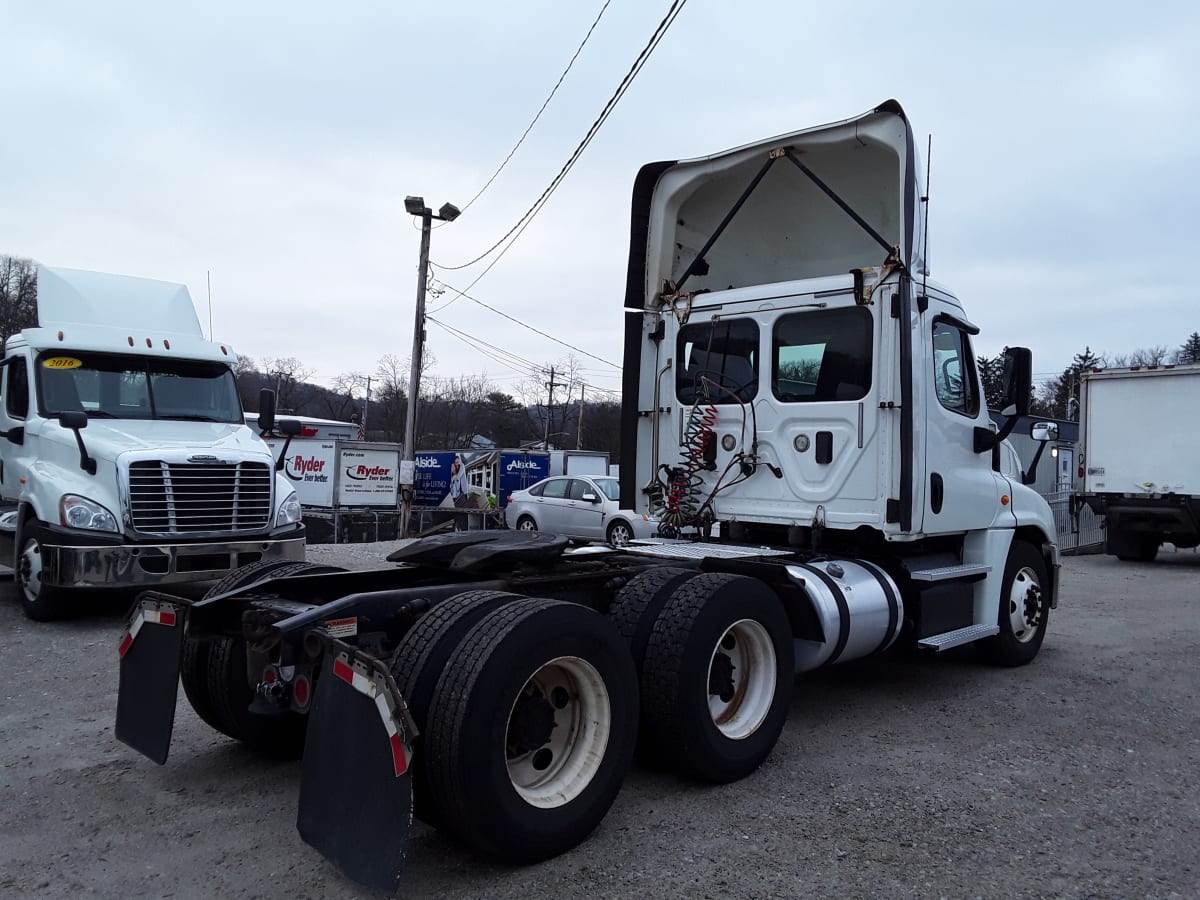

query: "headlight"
xmin=60 ymin=494 xmax=119 ymax=532
xmin=276 ymin=490 xmax=302 ymax=527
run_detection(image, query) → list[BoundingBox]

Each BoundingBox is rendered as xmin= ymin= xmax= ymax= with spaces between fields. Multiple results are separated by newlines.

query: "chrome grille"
xmin=127 ymin=460 xmax=272 ymax=534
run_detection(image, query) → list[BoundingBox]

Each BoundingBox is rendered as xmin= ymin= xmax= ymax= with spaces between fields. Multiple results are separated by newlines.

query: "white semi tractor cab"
xmin=0 ymin=267 xmax=306 ymax=620
xmin=1076 ymin=364 xmax=1200 ymax=560
xmin=115 ymin=102 xmax=1060 ymax=892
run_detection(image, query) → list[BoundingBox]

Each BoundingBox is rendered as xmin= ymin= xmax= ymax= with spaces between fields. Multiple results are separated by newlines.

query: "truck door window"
xmin=5 ymin=359 xmax=29 ymax=419
xmin=932 ymin=322 xmax=981 ymax=417
xmin=676 ymin=318 xmax=759 ymax=404
xmin=772 ymin=307 xmax=872 ymax=402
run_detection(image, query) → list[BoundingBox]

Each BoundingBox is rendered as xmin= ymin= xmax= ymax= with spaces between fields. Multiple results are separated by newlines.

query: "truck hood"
xmin=624 ymin=99 xmax=925 ymax=309
xmin=49 ymin=419 xmax=271 ymax=463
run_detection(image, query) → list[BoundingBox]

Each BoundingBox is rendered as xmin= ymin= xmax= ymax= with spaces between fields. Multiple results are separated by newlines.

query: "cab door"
xmin=918 ymin=302 xmax=1010 ymax=534
xmin=0 ymin=354 xmax=33 ymax=501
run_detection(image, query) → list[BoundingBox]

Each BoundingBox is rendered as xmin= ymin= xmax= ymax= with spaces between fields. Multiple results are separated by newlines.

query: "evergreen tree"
xmin=1177 ymin=332 xmax=1200 ymax=364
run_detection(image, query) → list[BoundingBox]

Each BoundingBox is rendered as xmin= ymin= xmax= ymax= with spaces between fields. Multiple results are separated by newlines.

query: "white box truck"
xmin=0 ymin=267 xmax=306 ymax=620
xmin=1076 ymin=364 xmax=1200 ymax=561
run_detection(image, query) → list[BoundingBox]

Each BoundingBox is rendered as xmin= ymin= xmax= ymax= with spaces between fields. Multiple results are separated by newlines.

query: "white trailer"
xmin=1076 ymin=364 xmax=1200 ymax=560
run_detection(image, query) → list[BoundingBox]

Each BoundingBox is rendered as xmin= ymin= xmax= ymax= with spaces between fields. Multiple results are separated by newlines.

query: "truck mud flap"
xmin=115 ymin=596 xmax=185 ymax=765
xmin=298 ymin=641 xmax=417 ymax=892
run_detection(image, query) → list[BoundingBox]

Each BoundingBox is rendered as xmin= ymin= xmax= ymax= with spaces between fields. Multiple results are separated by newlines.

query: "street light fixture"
xmin=400 ymin=195 xmax=459 ymax=538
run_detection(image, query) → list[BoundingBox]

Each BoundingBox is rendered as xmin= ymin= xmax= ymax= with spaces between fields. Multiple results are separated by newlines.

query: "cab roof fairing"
xmin=623 ymin=100 xmax=926 ymax=313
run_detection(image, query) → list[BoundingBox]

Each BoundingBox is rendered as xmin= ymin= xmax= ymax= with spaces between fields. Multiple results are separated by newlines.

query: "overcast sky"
xmin=3 ymin=1 xmax=1197 ymax=402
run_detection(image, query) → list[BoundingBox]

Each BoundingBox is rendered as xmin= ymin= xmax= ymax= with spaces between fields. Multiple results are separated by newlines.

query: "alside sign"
xmin=412 ymin=451 xmax=549 ymax=510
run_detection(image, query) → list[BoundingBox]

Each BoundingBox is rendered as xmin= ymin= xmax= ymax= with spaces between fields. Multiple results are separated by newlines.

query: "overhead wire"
xmin=433 ymin=0 xmax=688 ymax=278
xmin=459 ymin=0 xmax=614 ymax=215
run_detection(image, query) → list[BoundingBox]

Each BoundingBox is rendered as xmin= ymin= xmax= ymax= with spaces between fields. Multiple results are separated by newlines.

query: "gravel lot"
xmin=1 ymin=547 xmax=1197 ymax=899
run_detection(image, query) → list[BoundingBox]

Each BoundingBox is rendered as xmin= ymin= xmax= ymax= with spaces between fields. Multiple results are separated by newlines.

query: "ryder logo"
xmin=285 ymin=455 xmax=328 ymax=481
xmin=345 ymin=464 xmax=393 ymax=481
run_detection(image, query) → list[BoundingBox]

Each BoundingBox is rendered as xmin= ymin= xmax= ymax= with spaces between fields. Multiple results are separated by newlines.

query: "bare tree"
xmin=261 ymin=356 xmax=314 ymax=414
xmin=1109 ymin=346 xmax=1169 ymax=368
xmin=0 ymin=256 xmax=39 ymax=352
xmin=325 ymin=371 xmax=366 ymax=421
xmin=518 ymin=356 xmax=585 ymax=448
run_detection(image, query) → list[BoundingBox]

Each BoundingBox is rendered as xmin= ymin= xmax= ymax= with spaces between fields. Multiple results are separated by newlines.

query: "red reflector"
xmin=159 ymin=611 xmax=177 ymax=626
xmin=389 ymin=732 xmax=408 ymax=776
xmin=294 ymin=677 xmax=309 ymax=705
xmin=333 ymin=659 xmax=354 ymax=684
xmin=263 ymin=668 xmax=277 ymax=684
xmin=118 ymin=632 xmax=133 ymax=658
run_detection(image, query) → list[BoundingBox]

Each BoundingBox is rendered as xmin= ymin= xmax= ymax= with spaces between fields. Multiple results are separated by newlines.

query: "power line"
xmin=434 ymin=0 xmax=688 ymax=275
xmin=431 ymin=279 xmax=622 ymax=369
xmin=460 ymin=0 xmax=613 ymax=215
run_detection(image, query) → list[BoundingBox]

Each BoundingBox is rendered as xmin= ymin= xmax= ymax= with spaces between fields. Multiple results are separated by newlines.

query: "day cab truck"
xmin=0 ymin=266 xmax=306 ymax=620
xmin=115 ymin=101 xmax=1060 ymax=892
xmin=1075 ymin=363 xmax=1200 ymax=561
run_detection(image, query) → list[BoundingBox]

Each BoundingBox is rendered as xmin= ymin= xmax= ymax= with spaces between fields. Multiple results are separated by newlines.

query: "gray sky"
xmin=3 ymin=0 xmax=1197 ymax=402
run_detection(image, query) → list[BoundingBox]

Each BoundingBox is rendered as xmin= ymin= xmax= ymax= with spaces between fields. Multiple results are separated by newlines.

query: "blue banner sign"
xmin=412 ymin=450 xmax=550 ymax=510
xmin=498 ymin=453 xmax=549 ymax=506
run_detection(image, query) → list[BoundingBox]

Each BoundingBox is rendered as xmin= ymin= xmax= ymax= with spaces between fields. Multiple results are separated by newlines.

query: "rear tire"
xmin=181 ymin=559 xmax=311 ymax=733
xmin=641 ymin=573 xmax=793 ymax=783
xmin=424 ymin=598 xmax=638 ymax=862
xmin=184 ymin=561 xmax=344 ymax=756
xmin=389 ymin=589 xmax=525 ymax=822
xmin=516 ymin=516 xmax=538 ymax=533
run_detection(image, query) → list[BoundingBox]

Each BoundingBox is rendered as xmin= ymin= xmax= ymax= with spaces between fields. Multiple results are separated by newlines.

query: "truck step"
xmin=908 ymin=562 xmax=991 ymax=582
xmin=917 ymin=623 xmax=999 ymax=651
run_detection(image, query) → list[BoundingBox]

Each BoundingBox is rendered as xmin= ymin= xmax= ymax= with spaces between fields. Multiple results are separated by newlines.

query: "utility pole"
xmin=576 ymin=384 xmax=585 ymax=450
xmin=543 ymin=367 xmax=557 ymax=448
xmin=361 ymin=375 xmax=372 ymax=435
xmin=399 ymin=196 xmax=460 ymax=538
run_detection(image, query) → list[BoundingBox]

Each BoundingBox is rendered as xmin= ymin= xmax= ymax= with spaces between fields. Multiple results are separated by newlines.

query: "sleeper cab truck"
xmin=114 ymin=101 xmax=1059 ymax=892
xmin=0 ymin=266 xmax=305 ymax=620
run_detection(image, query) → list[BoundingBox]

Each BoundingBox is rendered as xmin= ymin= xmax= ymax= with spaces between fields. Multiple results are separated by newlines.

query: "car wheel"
xmin=606 ymin=520 xmax=634 ymax=546
xmin=516 ymin=516 xmax=538 ymax=533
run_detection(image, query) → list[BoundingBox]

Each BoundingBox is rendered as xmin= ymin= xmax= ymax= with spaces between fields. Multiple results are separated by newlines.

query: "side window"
xmin=542 ymin=479 xmax=569 ymax=500
xmin=6 ymin=359 xmax=29 ymax=419
xmin=528 ymin=482 xmax=546 ymax=497
xmin=568 ymin=479 xmax=590 ymax=501
xmin=772 ymin=307 xmax=873 ymax=402
xmin=932 ymin=321 xmax=981 ymax=417
xmin=676 ymin=318 xmax=758 ymax=404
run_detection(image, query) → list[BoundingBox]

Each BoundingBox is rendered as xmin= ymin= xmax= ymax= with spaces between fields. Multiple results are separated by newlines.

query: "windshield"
xmin=593 ymin=478 xmax=620 ymax=502
xmin=36 ymin=352 xmax=243 ymax=423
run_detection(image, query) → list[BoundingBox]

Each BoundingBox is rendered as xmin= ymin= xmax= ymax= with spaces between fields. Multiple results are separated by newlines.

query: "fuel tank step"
xmin=917 ymin=623 xmax=999 ymax=651
xmin=908 ymin=563 xmax=991 ymax=582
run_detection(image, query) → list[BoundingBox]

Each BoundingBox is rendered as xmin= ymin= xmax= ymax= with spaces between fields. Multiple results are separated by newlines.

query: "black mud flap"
xmin=114 ymin=596 xmax=186 ymax=765
xmin=298 ymin=641 xmax=417 ymax=893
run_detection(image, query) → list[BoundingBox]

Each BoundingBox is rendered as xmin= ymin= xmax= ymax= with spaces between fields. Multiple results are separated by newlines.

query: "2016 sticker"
xmin=42 ymin=357 xmax=83 ymax=369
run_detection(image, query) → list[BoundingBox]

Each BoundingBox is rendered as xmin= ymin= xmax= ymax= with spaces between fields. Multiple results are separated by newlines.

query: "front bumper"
xmin=39 ymin=530 xmax=306 ymax=589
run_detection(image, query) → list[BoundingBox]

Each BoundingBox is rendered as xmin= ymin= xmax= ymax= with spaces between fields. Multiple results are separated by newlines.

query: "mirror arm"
xmin=974 ymin=413 xmax=1019 ymax=454
xmin=1022 ymin=440 xmax=1048 ymax=486
xmin=70 ymin=429 xmax=97 ymax=475
xmin=274 ymin=435 xmax=294 ymax=472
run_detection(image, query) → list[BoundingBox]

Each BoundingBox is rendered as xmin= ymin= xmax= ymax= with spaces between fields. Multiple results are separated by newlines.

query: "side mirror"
xmin=1031 ymin=421 xmax=1058 ymax=442
xmin=581 ymin=492 xmax=599 ymax=503
xmin=278 ymin=418 xmax=302 ymax=437
xmin=58 ymin=410 xmax=88 ymax=431
xmin=1000 ymin=347 xmax=1032 ymax=416
xmin=258 ymin=388 xmax=277 ymax=434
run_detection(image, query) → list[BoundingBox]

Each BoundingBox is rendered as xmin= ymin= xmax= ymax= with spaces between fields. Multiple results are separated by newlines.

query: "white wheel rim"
xmin=504 ymin=656 xmax=611 ymax=809
xmin=19 ymin=539 xmax=43 ymax=604
xmin=609 ymin=524 xmax=631 ymax=545
xmin=518 ymin=519 xmax=536 ymax=532
xmin=707 ymin=619 xmax=777 ymax=740
xmin=1007 ymin=566 xmax=1044 ymax=643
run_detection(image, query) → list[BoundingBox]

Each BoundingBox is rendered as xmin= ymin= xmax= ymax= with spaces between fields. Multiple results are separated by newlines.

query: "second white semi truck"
xmin=114 ymin=100 xmax=1059 ymax=891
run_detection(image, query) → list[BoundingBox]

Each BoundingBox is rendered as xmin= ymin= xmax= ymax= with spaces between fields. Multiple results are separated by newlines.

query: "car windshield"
xmin=36 ymin=351 xmax=243 ymax=423
xmin=592 ymin=478 xmax=620 ymax=502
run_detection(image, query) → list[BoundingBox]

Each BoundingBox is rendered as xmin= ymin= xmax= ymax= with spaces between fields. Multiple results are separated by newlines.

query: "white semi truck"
xmin=1076 ymin=364 xmax=1200 ymax=560
xmin=0 ymin=267 xmax=306 ymax=620
xmin=115 ymin=101 xmax=1059 ymax=891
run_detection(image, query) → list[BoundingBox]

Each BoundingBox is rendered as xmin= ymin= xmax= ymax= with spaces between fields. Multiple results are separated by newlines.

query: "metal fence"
xmin=1045 ymin=491 xmax=1105 ymax=554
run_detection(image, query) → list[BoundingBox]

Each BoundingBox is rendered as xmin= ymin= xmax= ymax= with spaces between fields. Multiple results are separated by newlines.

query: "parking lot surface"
xmin=1 ymin=549 xmax=1197 ymax=899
